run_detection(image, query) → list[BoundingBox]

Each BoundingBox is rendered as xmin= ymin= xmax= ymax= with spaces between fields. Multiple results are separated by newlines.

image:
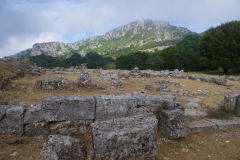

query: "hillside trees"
xmin=159 ymin=46 xmax=176 ymax=70
xmin=116 ymin=52 xmax=150 ymax=70
xmin=175 ymin=33 xmax=201 ymax=71
xmin=199 ymin=21 xmax=240 ymax=74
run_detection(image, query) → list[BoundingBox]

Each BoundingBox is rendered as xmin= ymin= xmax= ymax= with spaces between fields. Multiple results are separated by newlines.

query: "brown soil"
xmin=1 ymin=62 xmax=240 ymax=159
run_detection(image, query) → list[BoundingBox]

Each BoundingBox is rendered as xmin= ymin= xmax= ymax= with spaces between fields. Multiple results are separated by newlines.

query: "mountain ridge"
xmin=11 ymin=19 xmax=192 ymax=59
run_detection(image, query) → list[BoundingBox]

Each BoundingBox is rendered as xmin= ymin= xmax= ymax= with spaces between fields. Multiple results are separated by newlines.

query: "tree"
xmin=87 ymin=61 xmax=97 ymax=69
xmin=85 ymin=51 xmax=103 ymax=62
xmin=115 ymin=51 xmax=150 ymax=70
xmin=175 ymin=33 xmax=201 ymax=71
xmin=199 ymin=21 xmax=240 ymax=74
xmin=159 ymin=46 xmax=176 ymax=70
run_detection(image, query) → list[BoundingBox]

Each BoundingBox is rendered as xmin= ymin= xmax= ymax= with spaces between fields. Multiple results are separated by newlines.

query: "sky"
xmin=0 ymin=0 xmax=239 ymax=58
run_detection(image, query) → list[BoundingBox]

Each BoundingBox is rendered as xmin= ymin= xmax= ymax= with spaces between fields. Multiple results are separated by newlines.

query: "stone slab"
xmin=42 ymin=95 xmax=95 ymax=122
xmin=207 ymin=117 xmax=240 ymax=130
xmin=91 ymin=113 xmax=158 ymax=160
xmin=187 ymin=119 xmax=217 ymax=133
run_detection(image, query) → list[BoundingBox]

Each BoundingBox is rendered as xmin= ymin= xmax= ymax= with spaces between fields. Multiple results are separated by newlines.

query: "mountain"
xmin=11 ymin=19 xmax=192 ymax=58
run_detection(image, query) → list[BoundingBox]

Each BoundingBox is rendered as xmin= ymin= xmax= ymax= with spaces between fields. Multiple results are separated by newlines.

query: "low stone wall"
xmin=2 ymin=92 xmax=240 ymax=159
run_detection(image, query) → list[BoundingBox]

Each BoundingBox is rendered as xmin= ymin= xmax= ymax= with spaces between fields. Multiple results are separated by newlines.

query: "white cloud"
xmin=0 ymin=0 xmax=239 ymax=58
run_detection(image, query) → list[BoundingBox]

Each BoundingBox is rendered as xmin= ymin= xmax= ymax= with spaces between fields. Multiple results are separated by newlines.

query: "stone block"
xmin=25 ymin=122 xmax=50 ymax=136
xmin=94 ymin=95 xmax=138 ymax=121
xmin=50 ymin=120 xmax=93 ymax=135
xmin=160 ymin=109 xmax=187 ymax=138
xmin=237 ymin=95 xmax=240 ymax=115
xmin=91 ymin=113 xmax=158 ymax=160
xmin=221 ymin=92 xmax=239 ymax=109
xmin=131 ymin=91 xmax=163 ymax=112
xmin=24 ymin=104 xmax=44 ymax=124
xmin=207 ymin=117 xmax=240 ymax=130
xmin=42 ymin=95 xmax=95 ymax=122
xmin=187 ymin=120 xmax=217 ymax=132
xmin=0 ymin=106 xmax=25 ymax=135
xmin=37 ymin=134 xmax=87 ymax=160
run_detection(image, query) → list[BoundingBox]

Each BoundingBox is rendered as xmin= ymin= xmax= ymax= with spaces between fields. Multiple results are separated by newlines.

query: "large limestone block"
xmin=42 ymin=95 xmax=95 ymax=122
xmin=24 ymin=104 xmax=44 ymax=124
xmin=221 ymin=92 xmax=239 ymax=109
xmin=37 ymin=134 xmax=87 ymax=160
xmin=160 ymin=109 xmax=187 ymax=139
xmin=91 ymin=113 xmax=158 ymax=160
xmin=50 ymin=120 xmax=93 ymax=135
xmin=94 ymin=95 xmax=138 ymax=121
xmin=25 ymin=122 xmax=50 ymax=136
xmin=0 ymin=106 xmax=25 ymax=135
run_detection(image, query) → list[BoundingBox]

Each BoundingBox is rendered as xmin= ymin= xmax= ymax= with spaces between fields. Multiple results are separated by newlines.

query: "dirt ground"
xmin=1 ymin=67 xmax=240 ymax=160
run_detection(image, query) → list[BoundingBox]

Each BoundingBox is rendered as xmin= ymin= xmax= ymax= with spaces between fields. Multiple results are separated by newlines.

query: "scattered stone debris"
xmin=74 ymin=73 xmax=93 ymax=88
xmin=34 ymin=75 xmax=71 ymax=90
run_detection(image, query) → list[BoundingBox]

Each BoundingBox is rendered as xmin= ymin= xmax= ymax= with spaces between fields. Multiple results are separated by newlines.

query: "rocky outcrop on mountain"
xmin=11 ymin=19 xmax=192 ymax=59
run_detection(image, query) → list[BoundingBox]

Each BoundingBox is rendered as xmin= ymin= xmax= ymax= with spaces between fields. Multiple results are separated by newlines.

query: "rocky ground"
xmin=1 ymin=60 xmax=240 ymax=160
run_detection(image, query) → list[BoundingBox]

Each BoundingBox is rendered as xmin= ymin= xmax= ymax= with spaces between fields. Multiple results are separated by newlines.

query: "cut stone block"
xmin=207 ymin=117 xmax=240 ymax=130
xmin=221 ymin=92 xmax=239 ymax=109
xmin=187 ymin=120 xmax=217 ymax=133
xmin=236 ymin=95 xmax=240 ymax=115
xmin=91 ymin=113 xmax=158 ymax=160
xmin=24 ymin=104 xmax=44 ymax=124
xmin=160 ymin=109 xmax=187 ymax=139
xmin=0 ymin=106 xmax=25 ymax=135
xmin=37 ymin=134 xmax=87 ymax=160
xmin=0 ymin=105 xmax=8 ymax=120
xmin=94 ymin=95 xmax=138 ymax=121
xmin=42 ymin=95 xmax=95 ymax=122
xmin=50 ymin=120 xmax=93 ymax=135
xmin=25 ymin=122 xmax=50 ymax=136
xmin=131 ymin=91 xmax=163 ymax=112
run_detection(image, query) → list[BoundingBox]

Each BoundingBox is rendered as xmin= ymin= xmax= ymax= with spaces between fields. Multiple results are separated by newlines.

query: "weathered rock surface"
xmin=34 ymin=76 xmax=71 ymax=90
xmin=221 ymin=92 xmax=239 ymax=109
xmin=74 ymin=73 xmax=92 ymax=88
xmin=94 ymin=95 xmax=138 ymax=121
xmin=236 ymin=95 xmax=240 ymax=115
xmin=42 ymin=95 xmax=95 ymax=122
xmin=24 ymin=104 xmax=44 ymax=124
xmin=25 ymin=122 xmax=50 ymax=136
xmin=131 ymin=91 xmax=163 ymax=113
xmin=110 ymin=74 xmax=122 ymax=86
xmin=145 ymin=84 xmax=157 ymax=91
xmin=37 ymin=134 xmax=87 ymax=160
xmin=208 ymin=117 xmax=240 ymax=130
xmin=160 ymin=109 xmax=187 ymax=138
xmin=0 ymin=106 xmax=25 ymax=135
xmin=187 ymin=120 xmax=217 ymax=132
xmin=91 ymin=113 xmax=158 ymax=160
xmin=50 ymin=120 xmax=93 ymax=135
